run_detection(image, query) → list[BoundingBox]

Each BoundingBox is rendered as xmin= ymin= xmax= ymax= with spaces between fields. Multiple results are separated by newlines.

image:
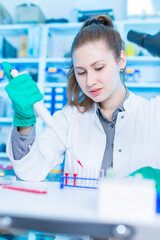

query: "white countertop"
xmin=1 ymin=180 xmax=160 ymax=239
xmin=0 ymin=181 xmax=99 ymax=222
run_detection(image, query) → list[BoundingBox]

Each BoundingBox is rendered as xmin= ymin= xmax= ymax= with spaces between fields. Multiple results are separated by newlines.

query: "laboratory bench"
xmin=0 ymin=181 xmax=160 ymax=240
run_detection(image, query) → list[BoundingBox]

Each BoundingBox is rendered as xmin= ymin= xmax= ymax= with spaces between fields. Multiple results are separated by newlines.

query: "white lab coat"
xmin=7 ymin=92 xmax=160 ymax=181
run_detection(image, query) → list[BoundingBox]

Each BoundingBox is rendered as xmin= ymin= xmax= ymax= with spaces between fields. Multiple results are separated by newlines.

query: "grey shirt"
xmin=12 ymin=125 xmax=35 ymax=160
xmin=12 ymin=90 xmax=130 ymax=173
xmin=96 ymin=90 xmax=130 ymax=175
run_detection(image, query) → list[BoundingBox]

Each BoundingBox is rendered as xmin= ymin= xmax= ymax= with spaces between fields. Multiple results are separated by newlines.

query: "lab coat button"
xmin=118 ymin=149 xmax=122 ymax=152
xmin=121 ymin=116 xmax=124 ymax=119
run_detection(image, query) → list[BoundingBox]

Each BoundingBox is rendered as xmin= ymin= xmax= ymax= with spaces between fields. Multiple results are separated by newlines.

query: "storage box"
xmin=15 ymin=4 xmax=45 ymax=23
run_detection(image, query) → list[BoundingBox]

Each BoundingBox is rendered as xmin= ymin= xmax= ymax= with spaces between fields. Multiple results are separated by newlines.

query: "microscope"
xmin=127 ymin=30 xmax=160 ymax=57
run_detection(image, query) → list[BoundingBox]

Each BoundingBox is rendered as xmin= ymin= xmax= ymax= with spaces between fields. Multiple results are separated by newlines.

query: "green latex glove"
xmin=3 ymin=62 xmax=43 ymax=127
xmin=129 ymin=166 xmax=160 ymax=193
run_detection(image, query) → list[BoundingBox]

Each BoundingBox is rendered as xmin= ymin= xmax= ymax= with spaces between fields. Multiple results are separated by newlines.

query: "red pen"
xmin=2 ymin=185 xmax=47 ymax=194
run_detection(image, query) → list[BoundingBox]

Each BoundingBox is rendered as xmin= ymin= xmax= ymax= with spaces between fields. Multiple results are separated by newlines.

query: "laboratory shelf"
xmin=46 ymin=57 xmax=71 ymax=67
xmin=125 ymin=82 xmax=160 ymax=88
xmin=0 ymin=23 xmax=34 ymax=29
xmin=45 ymin=82 xmax=67 ymax=88
xmin=47 ymin=22 xmax=82 ymax=28
xmin=126 ymin=56 xmax=160 ymax=64
xmin=0 ymin=153 xmax=9 ymax=159
xmin=47 ymin=22 xmax=82 ymax=32
xmin=0 ymin=24 xmax=33 ymax=36
xmin=0 ymin=117 xmax=13 ymax=125
xmin=123 ymin=18 xmax=160 ymax=25
xmin=46 ymin=57 xmax=160 ymax=65
xmin=0 ymin=58 xmax=40 ymax=64
xmin=46 ymin=57 xmax=70 ymax=63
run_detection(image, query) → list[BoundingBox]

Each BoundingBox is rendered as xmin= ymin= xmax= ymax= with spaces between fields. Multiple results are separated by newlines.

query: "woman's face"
xmin=73 ymin=41 xmax=126 ymax=106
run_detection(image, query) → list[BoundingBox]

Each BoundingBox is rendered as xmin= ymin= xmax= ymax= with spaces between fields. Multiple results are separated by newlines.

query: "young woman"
xmin=3 ymin=15 xmax=160 ymax=182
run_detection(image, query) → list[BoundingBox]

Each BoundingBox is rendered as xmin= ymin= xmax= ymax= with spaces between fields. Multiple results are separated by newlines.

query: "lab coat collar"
xmin=92 ymin=91 xmax=137 ymax=115
xmin=123 ymin=91 xmax=137 ymax=112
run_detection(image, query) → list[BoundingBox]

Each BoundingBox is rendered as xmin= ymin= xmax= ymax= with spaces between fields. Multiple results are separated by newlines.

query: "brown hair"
xmin=66 ymin=15 xmax=125 ymax=113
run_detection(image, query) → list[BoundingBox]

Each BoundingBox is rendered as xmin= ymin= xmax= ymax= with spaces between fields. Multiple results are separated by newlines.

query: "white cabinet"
xmin=0 ymin=19 xmax=160 ymax=161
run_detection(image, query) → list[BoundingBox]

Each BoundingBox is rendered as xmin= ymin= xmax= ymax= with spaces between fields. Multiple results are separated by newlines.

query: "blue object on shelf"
xmin=3 ymin=38 xmax=17 ymax=58
xmin=44 ymin=86 xmax=67 ymax=114
xmin=156 ymin=193 xmax=160 ymax=213
xmin=45 ymin=67 xmax=67 ymax=82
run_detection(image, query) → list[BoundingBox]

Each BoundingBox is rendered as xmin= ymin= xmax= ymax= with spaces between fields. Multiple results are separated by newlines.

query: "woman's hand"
xmin=3 ymin=62 xmax=43 ymax=127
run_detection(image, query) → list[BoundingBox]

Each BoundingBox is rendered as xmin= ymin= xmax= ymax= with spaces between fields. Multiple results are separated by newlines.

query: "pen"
xmin=2 ymin=185 xmax=47 ymax=194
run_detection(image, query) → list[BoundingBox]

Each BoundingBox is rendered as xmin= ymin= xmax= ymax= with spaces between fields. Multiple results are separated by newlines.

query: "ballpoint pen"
xmin=2 ymin=184 xmax=47 ymax=194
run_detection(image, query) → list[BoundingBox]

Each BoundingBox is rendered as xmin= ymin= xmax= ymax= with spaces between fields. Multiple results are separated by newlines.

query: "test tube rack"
xmin=60 ymin=176 xmax=100 ymax=189
xmin=60 ymin=169 xmax=104 ymax=189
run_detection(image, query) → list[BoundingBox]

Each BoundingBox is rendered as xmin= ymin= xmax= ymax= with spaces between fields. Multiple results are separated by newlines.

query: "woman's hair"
xmin=66 ymin=15 xmax=125 ymax=112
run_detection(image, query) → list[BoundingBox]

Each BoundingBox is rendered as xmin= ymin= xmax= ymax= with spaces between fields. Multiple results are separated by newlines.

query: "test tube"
xmin=97 ymin=169 xmax=104 ymax=187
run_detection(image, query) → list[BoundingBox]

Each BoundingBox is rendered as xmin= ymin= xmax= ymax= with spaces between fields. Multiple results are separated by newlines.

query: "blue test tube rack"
xmin=60 ymin=176 xmax=100 ymax=189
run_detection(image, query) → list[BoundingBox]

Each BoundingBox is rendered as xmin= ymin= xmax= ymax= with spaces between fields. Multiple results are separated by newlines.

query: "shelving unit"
xmin=126 ymin=82 xmax=160 ymax=88
xmin=0 ymin=152 xmax=8 ymax=159
xmin=0 ymin=117 xmax=13 ymax=124
xmin=0 ymin=19 xmax=160 ymax=162
xmin=45 ymin=82 xmax=67 ymax=87
xmin=0 ymin=58 xmax=40 ymax=63
xmin=46 ymin=57 xmax=70 ymax=63
xmin=127 ymin=56 xmax=160 ymax=64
